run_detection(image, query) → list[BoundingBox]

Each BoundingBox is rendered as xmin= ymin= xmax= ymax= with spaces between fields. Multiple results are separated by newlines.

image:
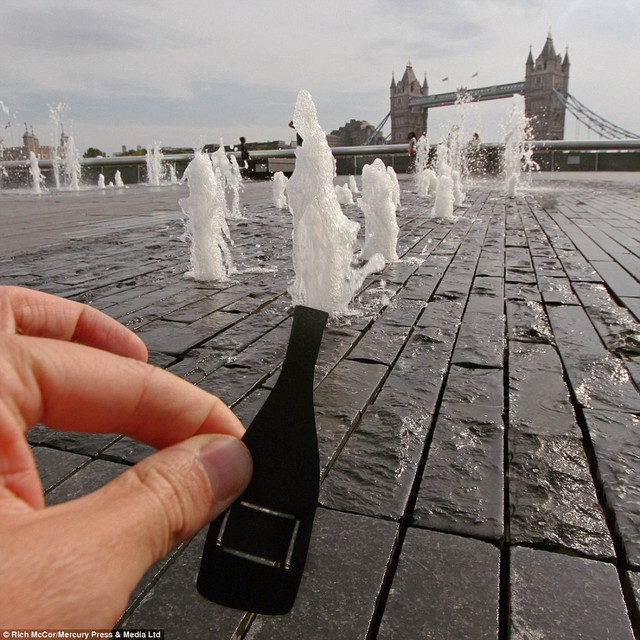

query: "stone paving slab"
xmin=1 ymin=172 xmax=640 ymax=638
xmin=510 ymin=546 xmax=634 ymax=639
xmin=378 ymin=527 xmax=500 ymax=639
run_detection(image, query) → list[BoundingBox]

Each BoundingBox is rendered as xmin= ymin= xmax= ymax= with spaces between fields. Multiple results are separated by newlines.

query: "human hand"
xmin=0 ymin=286 xmax=252 ymax=628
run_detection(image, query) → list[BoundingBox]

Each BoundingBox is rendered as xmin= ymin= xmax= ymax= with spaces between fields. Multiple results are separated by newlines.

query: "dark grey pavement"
xmin=1 ymin=172 xmax=640 ymax=639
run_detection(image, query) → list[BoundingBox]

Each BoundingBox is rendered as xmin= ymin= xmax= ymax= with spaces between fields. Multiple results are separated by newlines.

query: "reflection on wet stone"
xmin=320 ymin=404 xmax=432 ymax=519
xmin=548 ymin=305 xmax=640 ymax=414
xmin=452 ymin=312 xmax=505 ymax=369
xmin=585 ymin=410 xmax=640 ymax=569
xmin=506 ymin=300 xmax=553 ymax=344
xmin=537 ymin=275 xmax=579 ymax=305
xmin=347 ymin=324 xmax=410 ymax=366
xmin=414 ymin=367 xmax=504 ymax=540
xmin=508 ymin=341 xmax=578 ymax=437
xmin=509 ymin=432 xmax=613 ymax=558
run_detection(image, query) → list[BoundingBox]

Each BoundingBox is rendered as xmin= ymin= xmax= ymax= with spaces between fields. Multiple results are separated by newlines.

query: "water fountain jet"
xmin=61 ymin=134 xmax=82 ymax=191
xmin=146 ymin=142 xmax=164 ymax=186
xmin=272 ymin=171 xmax=288 ymax=209
xmin=358 ymin=158 xmax=399 ymax=263
xmin=28 ymin=152 xmax=45 ymax=194
xmin=432 ymin=144 xmax=454 ymax=219
xmin=179 ymin=150 xmax=233 ymax=281
xmin=502 ymin=96 xmax=538 ymax=197
xmin=286 ymin=90 xmax=385 ymax=314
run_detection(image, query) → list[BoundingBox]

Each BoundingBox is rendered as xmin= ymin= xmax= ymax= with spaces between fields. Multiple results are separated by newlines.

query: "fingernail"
xmin=199 ymin=436 xmax=253 ymax=505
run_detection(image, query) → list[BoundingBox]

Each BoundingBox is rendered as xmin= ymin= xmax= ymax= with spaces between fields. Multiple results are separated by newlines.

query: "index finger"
xmin=0 ymin=286 xmax=147 ymax=362
xmin=7 ymin=335 xmax=244 ymax=447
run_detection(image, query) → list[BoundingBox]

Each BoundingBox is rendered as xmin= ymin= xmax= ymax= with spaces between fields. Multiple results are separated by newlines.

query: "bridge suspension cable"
xmin=552 ymin=88 xmax=639 ymax=139
xmin=364 ymin=112 xmax=391 ymax=145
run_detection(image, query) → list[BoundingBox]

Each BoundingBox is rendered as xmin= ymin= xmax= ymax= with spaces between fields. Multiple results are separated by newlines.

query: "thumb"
xmin=80 ymin=434 xmax=252 ymax=587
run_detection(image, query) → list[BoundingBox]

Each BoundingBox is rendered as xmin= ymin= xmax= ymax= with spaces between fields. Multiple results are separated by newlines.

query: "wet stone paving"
xmin=2 ymin=173 xmax=640 ymax=639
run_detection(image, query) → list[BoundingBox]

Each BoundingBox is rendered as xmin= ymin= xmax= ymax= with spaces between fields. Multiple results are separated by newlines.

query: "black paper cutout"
xmin=197 ymin=305 xmax=328 ymax=615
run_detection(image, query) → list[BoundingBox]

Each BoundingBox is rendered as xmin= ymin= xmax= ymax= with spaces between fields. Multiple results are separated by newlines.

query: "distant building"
xmin=389 ymin=60 xmax=428 ymax=144
xmin=524 ymin=32 xmax=570 ymax=140
xmin=390 ymin=34 xmax=570 ymax=142
xmin=1 ymin=125 xmax=55 ymax=160
xmin=327 ymin=119 xmax=386 ymax=147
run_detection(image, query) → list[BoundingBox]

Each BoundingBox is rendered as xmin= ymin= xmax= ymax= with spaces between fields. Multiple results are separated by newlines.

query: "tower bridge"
xmin=409 ymin=81 xmax=525 ymax=109
xmin=388 ymin=32 xmax=637 ymax=143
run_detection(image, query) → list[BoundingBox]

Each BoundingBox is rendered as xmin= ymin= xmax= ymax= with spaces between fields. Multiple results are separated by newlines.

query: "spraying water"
xmin=146 ymin=142 xmax=164 ymax=186
xmin=28 ymin=152 xmax=45 ymax=194
xmin=48 ymin=103 xmax=65 ymax=189
xmin=272 ymin=171 xmax=288 ymax=209
xmin=415 ymin=135 xmax=432 ymax=198
xmin=61 ymin=134 xmax=82 ymax=191
xmin=358 ymin=158 xmax=399 ymax=263
xmin=211 ymin=141 xmax=243 ymax=219
xmin=335 ymin=183 xmax=354 ymax=205
xmin=349 ymin=175 xmax=359 ymax=194
xmin=210 ymin=140 xmax=229 ymax=179
xmin=227 ymin=155 xmax=243 ymax=219
xmin=286 ymin=90 xmax=385 ymax=314
xmin=502 ymin=96 xmax=538 ymax=197
xmin=115 ymin=171 xmax=125 ymax=188
xmin=97 ymin=174 xmax=106 ymax=189
xmin=432 ymin=144 xmax=454 ymax=219
xmin=452 ymin=169 xmax=465 ymax=206
xmin=179 ymin=150 xmax=233 ymax=281
xmin=386 ymin=166 xmax=401 ymax=209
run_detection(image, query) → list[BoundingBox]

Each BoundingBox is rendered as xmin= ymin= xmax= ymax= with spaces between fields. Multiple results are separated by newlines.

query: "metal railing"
xmin=1 ymin=139 xmax=639 ymax=176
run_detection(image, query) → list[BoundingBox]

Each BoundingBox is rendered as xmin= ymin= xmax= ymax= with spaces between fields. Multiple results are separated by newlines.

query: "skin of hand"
xmin=0 ymin=286 xmax=253 ymax=628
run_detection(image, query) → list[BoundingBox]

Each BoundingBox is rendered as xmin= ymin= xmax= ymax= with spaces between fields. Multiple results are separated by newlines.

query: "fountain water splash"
xmin=211 ymin=141 xmax=243 ymax=219
xmin=349 ymin=175 xmax=359 ymax=195
xmin=61 ymin=134 xmax=82 ymax=191
xmin=272 ymin=171 xmax=288 ymax=209
xmin=502 ymin=96 xmax=538 ymax=197
xmin=146 ymin=142 xmax=164 ymax=186
xmin=286 ymin=90 xmax=385 ymax=314
xmin=451 ymin=89 xmax=482 ymax=180
xmin=432 ymin=144 xmax=455 ymax=219
xmin=358 ymin=158 xmax=399 ymax=263
xmin=48 ymin=103 xmax=82 ymax=191
xmin=335 ymin=182 xmax=354 ymax=205
xmin=0 ymin=105 xmax=6 ymax=181
xmin=452 ymin=169 xmax=465 ymax=206
xmin=415 ymin=135 xmax=432 ymax=198
xmin=179 ymin=150 xmax=233 ymax=281
xmin=446 ymin=124 xmax=466 ymax=206
xmin=28 ymin=152 xmax=46 ymax=194
xmin=114 ymin=170 xmax=125 ymax=188
xmin=48 ymin=103 xmax=64 ymax=189
xmin=386 ymin=166 xmax=401 ymax=209
xmin=227 ymin=155 xmax=244 ymax=218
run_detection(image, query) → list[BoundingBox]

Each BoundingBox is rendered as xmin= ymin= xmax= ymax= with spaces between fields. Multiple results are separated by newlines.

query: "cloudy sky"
xmin=1 ymin=0 xmax=638 ymax=154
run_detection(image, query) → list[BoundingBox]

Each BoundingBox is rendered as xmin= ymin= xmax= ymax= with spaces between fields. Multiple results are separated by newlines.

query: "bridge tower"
xmin=524 ymin=32 xmax=570 ymax=139
xmin=390 ymin=61 xmax=428 ymax=143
